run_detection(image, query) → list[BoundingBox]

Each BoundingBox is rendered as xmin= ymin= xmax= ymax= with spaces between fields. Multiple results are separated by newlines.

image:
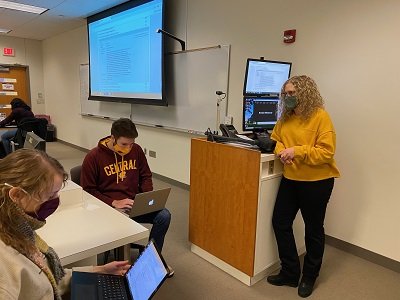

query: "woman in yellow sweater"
xmin=0 ymin=149 xmax=130 ymax=299
xmin=267 ymin=76 xmax=340 ymax=298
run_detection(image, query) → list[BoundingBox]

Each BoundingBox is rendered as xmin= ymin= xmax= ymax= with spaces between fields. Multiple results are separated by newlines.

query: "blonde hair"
xmin=278 ymin=75 xmax=324 ymax=121
xmin=0 ymin=149 xmax=68 ymax=255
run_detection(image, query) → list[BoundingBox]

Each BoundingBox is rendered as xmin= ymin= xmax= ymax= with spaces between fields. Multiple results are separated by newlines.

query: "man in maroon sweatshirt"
xmin=81 ymin=118 xmax=172 ymax=274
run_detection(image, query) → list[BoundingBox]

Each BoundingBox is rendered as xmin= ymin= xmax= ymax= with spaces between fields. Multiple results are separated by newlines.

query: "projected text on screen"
xmin=88 ymin=0 xmax=164 ymax=104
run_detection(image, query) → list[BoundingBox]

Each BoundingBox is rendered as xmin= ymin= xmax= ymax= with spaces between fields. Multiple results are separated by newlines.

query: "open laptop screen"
xmin=126 ymin=241 xmax=168 ymax=300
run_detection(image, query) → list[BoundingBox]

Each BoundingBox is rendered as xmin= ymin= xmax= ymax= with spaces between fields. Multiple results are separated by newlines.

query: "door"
xmin=0 ymin=66 xmax=31 ymax=120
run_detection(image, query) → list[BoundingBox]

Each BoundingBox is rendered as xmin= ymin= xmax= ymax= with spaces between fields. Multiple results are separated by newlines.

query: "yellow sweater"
xmin=271 ymin=108 xmax=340 ymax=181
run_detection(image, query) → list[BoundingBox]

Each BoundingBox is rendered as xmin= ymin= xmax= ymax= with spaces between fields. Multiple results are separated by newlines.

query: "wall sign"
xmin=2 ymin=83 xmax=14 ymax=90
xmin=3 ymin=47 xmax=15 ymax=56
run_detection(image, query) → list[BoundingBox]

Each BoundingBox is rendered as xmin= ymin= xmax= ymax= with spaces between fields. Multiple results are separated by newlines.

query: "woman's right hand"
xmin=94 ymin=261 xmax=130 ymax=275
xmin=279 ymin=148 xmax=294 ymax=165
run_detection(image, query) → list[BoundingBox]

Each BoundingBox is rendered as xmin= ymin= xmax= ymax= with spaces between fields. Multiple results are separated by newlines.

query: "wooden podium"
xmin=189 ymin=138 xmax=304 ymax=285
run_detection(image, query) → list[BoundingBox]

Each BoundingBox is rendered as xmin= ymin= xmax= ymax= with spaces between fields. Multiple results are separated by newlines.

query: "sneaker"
xmin=167 ymin=265 xmax=174 ymax=278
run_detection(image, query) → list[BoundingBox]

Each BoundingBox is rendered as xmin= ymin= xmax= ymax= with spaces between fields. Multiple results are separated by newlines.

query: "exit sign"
xmin=3 ymin=47 xmax=15 ymax=56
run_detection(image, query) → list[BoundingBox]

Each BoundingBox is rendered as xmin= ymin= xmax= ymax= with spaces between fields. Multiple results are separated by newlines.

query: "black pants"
xmin=272 ymin=177 xmax=334 ymax=280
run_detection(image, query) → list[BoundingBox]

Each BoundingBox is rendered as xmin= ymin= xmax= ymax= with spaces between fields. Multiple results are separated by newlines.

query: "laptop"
xmin=129 ymin=188 xmax=171 ymax=218
xmin=71 ymin=240 xmax=169 ymax=300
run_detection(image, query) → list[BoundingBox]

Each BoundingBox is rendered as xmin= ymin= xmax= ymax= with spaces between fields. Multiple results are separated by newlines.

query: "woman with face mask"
xmin=0 ymin=149 xmax=130 ymax=300
xmin=267 ymin=76 xmax=340 ymax=298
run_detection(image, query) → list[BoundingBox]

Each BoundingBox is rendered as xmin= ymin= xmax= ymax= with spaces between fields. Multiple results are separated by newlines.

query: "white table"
xmin=37 ymin=181 xmax=149 ymax=266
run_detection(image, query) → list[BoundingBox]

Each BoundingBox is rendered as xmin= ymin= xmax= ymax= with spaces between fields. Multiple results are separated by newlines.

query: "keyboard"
xmin=97 ymin=274 xmax=128 ymax=300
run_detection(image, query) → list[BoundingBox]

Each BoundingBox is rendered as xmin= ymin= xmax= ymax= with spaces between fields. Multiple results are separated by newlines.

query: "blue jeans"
xmin=132 ymin=208 xmax=171 ymax=252
xmin=1 ymin=129 xmax=17 ymax=155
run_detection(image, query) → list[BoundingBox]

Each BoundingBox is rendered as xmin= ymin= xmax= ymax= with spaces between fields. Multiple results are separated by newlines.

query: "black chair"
xmin=69 ymin=165 xmax=144 ymax=264
xmin=11 ymin=117 xmax=48 ymax=151
xmin=70 ymin=165 xmax=82 ymax=185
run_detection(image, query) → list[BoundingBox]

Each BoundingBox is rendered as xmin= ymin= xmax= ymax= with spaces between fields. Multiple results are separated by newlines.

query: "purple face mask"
xmin=27 ymin=197 xmax=60 ymax=221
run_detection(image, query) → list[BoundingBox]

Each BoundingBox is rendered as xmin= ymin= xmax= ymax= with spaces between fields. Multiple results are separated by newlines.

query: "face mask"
xmin=5 ymin=183 xmax=60 ymax=221
xmin=284 ymin=96 xmax=298 ymax=110
xmin=113 ymin=143 xmax=132 ymax=156
xmin=28 ymin=197 xmax=60 ymax=221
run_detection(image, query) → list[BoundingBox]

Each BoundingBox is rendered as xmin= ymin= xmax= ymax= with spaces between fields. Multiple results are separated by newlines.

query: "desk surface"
xmin=37 ymin=184 xmax=149 ymax=265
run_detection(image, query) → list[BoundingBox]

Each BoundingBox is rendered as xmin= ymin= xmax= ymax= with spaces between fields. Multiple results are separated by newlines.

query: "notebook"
xmin=129 ymin=188 xmax=171 ymax=218
xmin=71 ymin=240 xmax=169 ymax=300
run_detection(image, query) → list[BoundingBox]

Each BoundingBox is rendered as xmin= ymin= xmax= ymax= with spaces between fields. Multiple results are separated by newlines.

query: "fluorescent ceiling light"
xmin=0 ymin=28 xmax=11 ymax=34
xmin=0 ymin=0 xmax=48 ymax=14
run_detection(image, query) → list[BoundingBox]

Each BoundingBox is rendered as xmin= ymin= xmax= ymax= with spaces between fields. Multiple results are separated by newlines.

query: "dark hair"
xmin=10 ymin=98 xmax=31 ymax=111
xmin=111 ymin=118 xmax=138 ymax=140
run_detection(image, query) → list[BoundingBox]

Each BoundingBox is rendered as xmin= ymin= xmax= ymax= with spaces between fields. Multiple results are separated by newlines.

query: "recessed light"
xmin=0 ymin=0 xmax=48 ymax=14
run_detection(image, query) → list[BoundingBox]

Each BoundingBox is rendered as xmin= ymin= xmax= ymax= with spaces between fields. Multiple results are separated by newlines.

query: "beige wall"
xmin=0 ymin=36 xmax=45 ymax=113
xmin=38 ymin=0 xmax=400 ymax=263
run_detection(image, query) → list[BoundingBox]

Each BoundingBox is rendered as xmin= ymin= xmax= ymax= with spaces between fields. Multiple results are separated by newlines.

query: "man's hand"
xmin=112 ymin=198 xmax=134 ymax=209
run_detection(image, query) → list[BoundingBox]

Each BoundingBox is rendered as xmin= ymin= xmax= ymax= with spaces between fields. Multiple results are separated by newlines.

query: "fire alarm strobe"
xmin=283 ymin=29 xmax=296 ymax=43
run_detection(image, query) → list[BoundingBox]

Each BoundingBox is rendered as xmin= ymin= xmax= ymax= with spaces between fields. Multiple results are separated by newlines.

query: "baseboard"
xmin=326 ymin=235 xmax=400 ymax=273
xmin=152 ymin=173 xmax=190 ymax=191
xmin=55 ymin=140 xmax=189 ymax=191
xmin=56 ymin=139 xmax=90 ymax=153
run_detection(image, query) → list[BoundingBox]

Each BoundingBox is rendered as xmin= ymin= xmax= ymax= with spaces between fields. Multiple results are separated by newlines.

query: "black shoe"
xmin=267 ymin=273 xmax=299 ymax=287
xmin=298 ymin=277 xmax=316 ymax=298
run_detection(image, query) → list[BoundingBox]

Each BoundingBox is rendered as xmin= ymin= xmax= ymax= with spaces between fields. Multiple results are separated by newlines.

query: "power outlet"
xmin=149 ymin=150 xmax=156 ymax=158
xmin=143 ymin=148 xmax=147 ymax=155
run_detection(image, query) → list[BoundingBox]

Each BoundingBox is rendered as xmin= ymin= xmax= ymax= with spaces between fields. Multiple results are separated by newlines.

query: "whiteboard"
xmin=79 ymin=64 xmax=131 ymax=120
xmin=79 ymin=45 xmax=230 ymax=134
xmin=131 ymin=45 xmax=230 ymax=134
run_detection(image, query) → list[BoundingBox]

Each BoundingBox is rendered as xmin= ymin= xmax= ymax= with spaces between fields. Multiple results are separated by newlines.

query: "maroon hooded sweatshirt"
xmin=81 ymin=136 xmax=153 ymax=206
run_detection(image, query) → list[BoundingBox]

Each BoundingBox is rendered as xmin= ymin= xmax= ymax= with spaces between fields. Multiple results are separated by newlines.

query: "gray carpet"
xmin=47 ymin=142 xmax=400 ymax=300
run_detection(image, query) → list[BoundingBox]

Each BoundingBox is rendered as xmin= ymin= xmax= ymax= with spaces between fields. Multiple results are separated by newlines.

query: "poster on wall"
xmin=2 ymin=83 xmax=14 ymax=90
xmin=0 ymin=78 xmax=17 ymax=83
xmin=0 ymin=91 xmax=18 ymax=96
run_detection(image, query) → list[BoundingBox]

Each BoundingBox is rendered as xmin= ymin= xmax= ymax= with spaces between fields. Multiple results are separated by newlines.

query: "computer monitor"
xmin=243 ymin=97 xmax=279 ymax=132
xmin=243 ymin=58 xmax=292 ymax=97
xmin=23 ymin=132 xmax=46 ymax=152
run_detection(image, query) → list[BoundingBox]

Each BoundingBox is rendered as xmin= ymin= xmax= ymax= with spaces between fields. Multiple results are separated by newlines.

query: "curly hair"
xmin=278 ymin=75 xmax=324 ymax=121
xmin=0 ymin=149 xmax=68 ymax=256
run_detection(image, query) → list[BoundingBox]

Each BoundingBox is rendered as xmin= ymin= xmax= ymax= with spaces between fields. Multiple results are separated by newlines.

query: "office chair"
xmin=11 ymin=117 xmax=48 ymax=152
xmin=70 ymin=165 xmax=82 ymax=185
xmin=69 ymin=165 xmax=144 ymax=264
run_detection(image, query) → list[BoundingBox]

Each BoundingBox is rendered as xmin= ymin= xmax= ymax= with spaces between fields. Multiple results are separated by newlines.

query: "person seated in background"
xmin=0 ymin=149 xmax=130 ymax=299
xmin=0 ymin=98 xmax=34 ymax=155
xmin=80 ymin=118 xmax=173 ymax=276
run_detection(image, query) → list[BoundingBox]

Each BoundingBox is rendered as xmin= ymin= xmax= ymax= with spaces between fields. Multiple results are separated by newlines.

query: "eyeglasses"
xmin=281 ymin=91 xmax=296 ymax=97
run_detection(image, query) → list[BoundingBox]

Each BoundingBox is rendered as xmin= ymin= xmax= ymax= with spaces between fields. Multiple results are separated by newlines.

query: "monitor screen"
xmin=23 ymin=132 xmax=46 ymax=152
xmin=243 ymin=59 xmax=292 ymax=97
xmin=87 ymin=0 xmax=166 ymax=106
xmin=243 ymin=97 xmax=279 ymax=131
xmin=126 ymin=241 xmax=168 ymax=300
